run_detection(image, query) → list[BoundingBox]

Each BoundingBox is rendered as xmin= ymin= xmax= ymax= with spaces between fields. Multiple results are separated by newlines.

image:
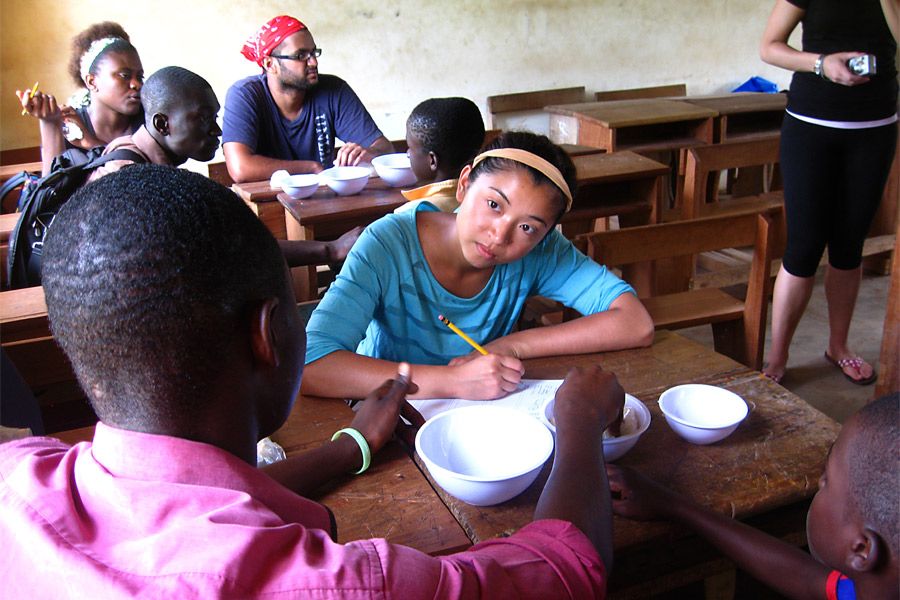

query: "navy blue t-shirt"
xmin=223 ymin=73 xmax=384 ymax=168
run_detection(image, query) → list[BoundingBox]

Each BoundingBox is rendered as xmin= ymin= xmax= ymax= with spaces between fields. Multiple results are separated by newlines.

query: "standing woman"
xmin=759 ymin=0 xmax=898 ymax=385
xmin=16 ymin=22 xmax=144 ymax=175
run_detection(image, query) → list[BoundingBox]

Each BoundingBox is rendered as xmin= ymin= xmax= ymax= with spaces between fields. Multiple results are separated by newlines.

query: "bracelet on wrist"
xmin=331 ymin=427 xmax=371 ymax=474
xmin=813 ymin=54 xmax=827 ymax=79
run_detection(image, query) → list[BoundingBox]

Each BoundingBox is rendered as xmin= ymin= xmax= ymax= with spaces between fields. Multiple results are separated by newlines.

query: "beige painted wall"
xmin=0 ymin=0 xmax=796 ymax=157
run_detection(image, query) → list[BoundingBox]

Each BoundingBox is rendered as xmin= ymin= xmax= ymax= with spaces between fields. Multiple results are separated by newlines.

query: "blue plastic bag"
xmin=732 ymin=77 xmax=779 ymax=93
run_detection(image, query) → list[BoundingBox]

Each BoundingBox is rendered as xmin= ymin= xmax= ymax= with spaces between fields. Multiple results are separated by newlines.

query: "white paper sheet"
xmin=408 ymin=379 xmax=564 ymax=421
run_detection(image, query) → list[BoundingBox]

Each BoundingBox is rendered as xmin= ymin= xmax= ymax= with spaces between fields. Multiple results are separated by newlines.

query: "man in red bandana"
xmin=223 ymin=16 xmax=393 ymax=183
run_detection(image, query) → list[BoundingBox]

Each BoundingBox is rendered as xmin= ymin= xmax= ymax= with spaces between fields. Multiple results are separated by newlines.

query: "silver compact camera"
xmin=847 ymin=54 xmax=877 ymax=76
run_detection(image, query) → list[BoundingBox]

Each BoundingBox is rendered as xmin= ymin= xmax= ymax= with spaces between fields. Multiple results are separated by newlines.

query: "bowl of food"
xmin=319 ymin=166 xmax=371 ymax=196
xmin=658 ymin=384 xmax=748 ymax=445
xmin=415 ymin=406 xmax=554 ymax=506
xmin=371 ymin=153 xmax=417 ymax=187
xmin=540 ymin=394 xmax=651 ymax=461
xmin=280 ymin=174 xmax=321 ymax=199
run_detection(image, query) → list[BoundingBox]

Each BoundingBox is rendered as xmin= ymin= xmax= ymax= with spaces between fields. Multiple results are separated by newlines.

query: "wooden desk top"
xmin=231 ymin=180 xmax=284 ymax=203
xmin=0 ymin=162 xmax=42 ymax=184
xmin=679 ymin=92 xmax=787 ymax=115
xmin=416 ymin=331 xmax=839 ymax=552
xmin=545 ymin=99 xmax=719 ymax=128
xmin=573 ymin=151 xmax=670 ymax=186
xmin=51 ymin=392 xmax=471 ymax=556
xmin=0 ymin=285 xmax=49 ymax=343
xmin=278 ymin=177 xmax=406 ymax=226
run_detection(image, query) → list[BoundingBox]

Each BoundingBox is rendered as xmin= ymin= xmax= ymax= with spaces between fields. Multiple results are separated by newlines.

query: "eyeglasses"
xmin=270 ymin=48 xmax=322 ymax=62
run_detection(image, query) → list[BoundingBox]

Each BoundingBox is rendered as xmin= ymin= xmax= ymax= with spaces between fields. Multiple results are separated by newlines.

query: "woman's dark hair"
xmin=67 ymin=22 xmax=138 ymax=88
xmin=469 ymin=131 xmax=577 ymax=222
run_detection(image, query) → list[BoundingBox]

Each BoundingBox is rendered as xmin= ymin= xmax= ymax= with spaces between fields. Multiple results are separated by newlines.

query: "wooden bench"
xmin=679 ymin=136 xmax=782 ymax=221
xmin=593 ymin=83 xmax=686 ymax=102
xmin=487 ymin=86 xmax=585 ymax=130
xmin=573 ymin=210 xmax=780 ymax=370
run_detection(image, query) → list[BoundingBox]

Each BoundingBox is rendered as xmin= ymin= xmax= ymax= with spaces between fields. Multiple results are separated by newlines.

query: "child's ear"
xmin=456 ymin=165 xmax=472 ymax=203
xmin=249 ymin=297 xmax=281 ymax=369
xmin=427 ymin=151 xmax=439 ymax=175
xmin=151 ymin=113 xmax=170 ymax=136
xmin=84 ymin=74 xmax=98 ymax=93
xmin=847 ymin=527 xmax=882 ymax=573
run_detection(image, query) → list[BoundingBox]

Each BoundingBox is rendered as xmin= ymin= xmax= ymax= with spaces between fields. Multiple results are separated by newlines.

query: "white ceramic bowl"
xmin=371 ymin=153 xmax=417 ymax=187
xmin=280 ymin=174 xmax=321 ymax=199
xmin=415 ymin=406 xmax=554 ymax=506
xmin=319 ymin=166 xmax=370 ymax=196
xmin=540 ymin=394 xmax=651 ymax=461
xmin=658 ymin=384 xmax=748 ymax=445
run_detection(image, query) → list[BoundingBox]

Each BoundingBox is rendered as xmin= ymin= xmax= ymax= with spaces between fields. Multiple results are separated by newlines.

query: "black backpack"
xmin=0 ymin=169 xmax=40 ymax=213
xmin=6 ymin=146 xmax=145 ymax=289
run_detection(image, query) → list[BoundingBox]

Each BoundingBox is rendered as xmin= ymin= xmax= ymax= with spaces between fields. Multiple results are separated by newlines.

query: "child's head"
xmin=42 ymin=165 xmax=299 ymax=437
xmin=67 ymin=22 xmax=143 ymax=114
xmin=454 ymin=131 xmax=577 ymax=268
xmin=406 ymin=97 xmax=485 ymax=183
xmin=141 ymin=67 xmax=222 ymax=164
xmin=807 ymin=393 xmax=898 ymax=578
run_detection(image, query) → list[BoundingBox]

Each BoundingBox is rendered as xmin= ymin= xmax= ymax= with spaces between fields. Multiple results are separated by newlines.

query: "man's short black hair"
xmin=42 ymin=165 xmax=286 ymax=429
xmin=407 ymin=97 xmax=485 ymax=173
xmin=849 ymin=393 xmax=899 ymax=554
xmin=141 ymin=66 xmax=213 ymax=122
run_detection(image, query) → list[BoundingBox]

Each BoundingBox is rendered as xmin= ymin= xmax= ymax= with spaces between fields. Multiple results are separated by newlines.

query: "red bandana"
xmin=240 ymin=15 xmax=307 ymax=67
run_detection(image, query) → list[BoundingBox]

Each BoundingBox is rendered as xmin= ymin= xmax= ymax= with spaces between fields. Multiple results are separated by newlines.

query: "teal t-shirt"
xmin=305 ymin=203 xmax=634 ymax=365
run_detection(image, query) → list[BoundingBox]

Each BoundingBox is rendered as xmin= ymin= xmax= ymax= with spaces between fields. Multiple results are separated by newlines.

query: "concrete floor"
xmin=679 ymin=266 xmax=891 ymax=424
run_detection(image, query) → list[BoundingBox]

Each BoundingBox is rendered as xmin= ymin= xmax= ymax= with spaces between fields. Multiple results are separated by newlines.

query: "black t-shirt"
xmin=786 ymin=0 xmax=898 ymax=121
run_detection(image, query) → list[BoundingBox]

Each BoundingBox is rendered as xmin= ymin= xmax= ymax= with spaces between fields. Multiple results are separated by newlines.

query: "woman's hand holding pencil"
xmin=16 ymin=84 xmax=63 ymax=121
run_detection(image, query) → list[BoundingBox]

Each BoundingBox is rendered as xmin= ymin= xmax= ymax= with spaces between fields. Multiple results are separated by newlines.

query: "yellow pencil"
xmin=438 ymin=314 xmax=488 ymax=355
xmin=22 ymin=81 xmax=38 ymax=116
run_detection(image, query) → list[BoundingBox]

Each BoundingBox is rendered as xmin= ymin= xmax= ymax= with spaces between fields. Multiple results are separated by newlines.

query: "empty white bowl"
xmin=415 ymin=406 xmax=554 ymax=506
xmin=280 ymin=174 xmax=321 ymax=199
xmin=540 ymin=394 xmax=651 ymax=461
xmin=371 ymin=153 xmax=416 ymax=187
xmin=658 ymin=384 xmax=748 ymax=445
xmin=319 ymin=166 xmax=370 ymax=196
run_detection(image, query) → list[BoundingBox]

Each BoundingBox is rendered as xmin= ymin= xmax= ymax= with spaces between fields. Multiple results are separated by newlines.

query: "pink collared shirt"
xmin=0 ymin=423 xmax=606 ymax=598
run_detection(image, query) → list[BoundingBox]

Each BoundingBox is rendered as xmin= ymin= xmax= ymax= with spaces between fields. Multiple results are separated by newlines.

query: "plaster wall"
xmin=0 ymin=0 xmax=797 ymax=154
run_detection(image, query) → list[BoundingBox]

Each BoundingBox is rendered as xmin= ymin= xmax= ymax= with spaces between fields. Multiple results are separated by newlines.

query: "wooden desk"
xmin=0 ymin=161 xmax=41 ymax=185
xmin=231 ymin=181 xmax=289 ymax=240
xmin=567 ymin=151 xmax=670 ymax=234
xmin=546 ymin=99 xmax=717 ymax=154
xmin=52 ymin=393 xmax=471 ymax=556
xmin=278 ymin=178 xmax=407 ymax=300
xmin=0 ymin=285 xmax=49 ymax=343
xmin=413 ymin=330 xmax=839 ymax=597
xmin=679 ymin=93 xmax=786 ymax=143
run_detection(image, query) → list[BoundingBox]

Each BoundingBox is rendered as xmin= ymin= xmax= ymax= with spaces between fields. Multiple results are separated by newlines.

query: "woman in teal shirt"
xmin=303 ymin=132 xmax=654 ymax=400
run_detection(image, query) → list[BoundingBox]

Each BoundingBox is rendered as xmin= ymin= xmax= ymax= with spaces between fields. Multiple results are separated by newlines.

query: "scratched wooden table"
xmin=412 ymin=330 xmax=840 ymax=598
xmin=51 ymin=393 xmax=471 ymax=557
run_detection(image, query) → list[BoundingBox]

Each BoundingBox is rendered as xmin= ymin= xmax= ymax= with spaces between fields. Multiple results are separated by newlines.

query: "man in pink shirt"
xmin=0 ymin=164 xmax=623 ymax=598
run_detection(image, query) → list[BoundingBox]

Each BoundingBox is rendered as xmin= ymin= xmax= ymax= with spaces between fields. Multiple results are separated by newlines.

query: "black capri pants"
xmin=779 ymin=113 xmax=897 ymax=278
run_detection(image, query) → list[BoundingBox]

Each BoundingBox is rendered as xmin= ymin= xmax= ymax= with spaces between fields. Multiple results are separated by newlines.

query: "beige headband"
xmin=472 ymin=148 xmax=573 ymax=212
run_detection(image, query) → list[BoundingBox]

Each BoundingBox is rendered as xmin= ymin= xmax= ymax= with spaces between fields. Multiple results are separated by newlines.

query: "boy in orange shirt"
xmin=395 ymin=96 xmax=485 ymax=213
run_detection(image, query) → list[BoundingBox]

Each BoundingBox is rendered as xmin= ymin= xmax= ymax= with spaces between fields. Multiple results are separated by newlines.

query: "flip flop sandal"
xmin=760 ymin=366 xmax=783 ymax=385
xmin=824 ymin=353 xmax=877 ymax=386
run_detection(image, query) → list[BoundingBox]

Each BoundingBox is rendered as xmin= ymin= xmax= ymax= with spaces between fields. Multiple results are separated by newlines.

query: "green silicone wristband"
xmin=331 ymin=427 xmax=371 ymax=475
